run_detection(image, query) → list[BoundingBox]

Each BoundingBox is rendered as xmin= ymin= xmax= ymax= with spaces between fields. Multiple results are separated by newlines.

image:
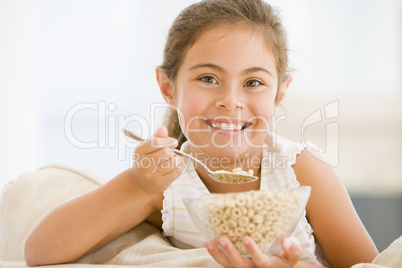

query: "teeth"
xmin=211 ymin=122 xmax=244 ymax=130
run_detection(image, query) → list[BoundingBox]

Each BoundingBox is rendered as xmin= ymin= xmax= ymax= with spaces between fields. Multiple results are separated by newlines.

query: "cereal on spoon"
xmin=214 ymin=167 xmax=255 ymax=184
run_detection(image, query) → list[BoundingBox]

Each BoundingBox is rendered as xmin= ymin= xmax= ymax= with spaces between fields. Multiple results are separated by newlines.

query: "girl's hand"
xmin=131 ymin=126 xmax=183 ymax=194
xmin=205 ymin=236 xmax=302 ymax=268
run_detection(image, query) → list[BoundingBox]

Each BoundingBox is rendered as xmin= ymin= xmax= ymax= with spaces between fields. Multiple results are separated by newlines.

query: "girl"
xmin=25 ymin=0 xmax=378 ymax=267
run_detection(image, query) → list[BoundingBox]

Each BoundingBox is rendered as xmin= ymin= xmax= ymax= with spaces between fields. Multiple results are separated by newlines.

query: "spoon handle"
xmin=122 ymin=129 xmax=212 ymax=173
xmin=172 ymin=149 xmax=210 ymax=172
xmin=122 ymin=129 xmax=143 ymax=142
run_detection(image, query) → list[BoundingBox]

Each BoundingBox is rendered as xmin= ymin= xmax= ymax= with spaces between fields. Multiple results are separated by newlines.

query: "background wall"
xmin=1 ymin=0 xmax=401 ymax=252
xmin=0 ymin=0 xmax=41 ymax=193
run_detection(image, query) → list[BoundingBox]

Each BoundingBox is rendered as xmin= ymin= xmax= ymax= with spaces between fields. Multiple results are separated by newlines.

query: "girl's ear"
xmin=276 ymin=75 xmax=292 ymax=103
xmin=156 ymin=66 xmax=175 ymax=105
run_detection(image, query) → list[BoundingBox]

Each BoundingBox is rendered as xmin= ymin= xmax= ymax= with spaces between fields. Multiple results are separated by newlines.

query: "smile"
xmin=205 ymin=119 xmax=251 ymax=131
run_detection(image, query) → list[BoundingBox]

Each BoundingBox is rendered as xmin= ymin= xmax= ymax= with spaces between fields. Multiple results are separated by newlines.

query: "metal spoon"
xmin=122 ymin=129 xmax=259 ymax=184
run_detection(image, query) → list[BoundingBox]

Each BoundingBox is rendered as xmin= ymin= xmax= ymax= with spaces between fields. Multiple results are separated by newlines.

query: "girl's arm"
xmin=24 ymin=170 xmax=160 ymax=266
xmin=25 ymin=126 xmax=181 ymax=266
xmin=293 ymin=148 xmax=378 ymax=267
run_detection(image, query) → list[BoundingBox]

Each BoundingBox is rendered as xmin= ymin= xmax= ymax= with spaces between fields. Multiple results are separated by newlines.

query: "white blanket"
xmin=0 ymin=163 xmax=400 ymax=267
xmin=0 ymin=163 xmax=219 ymax=267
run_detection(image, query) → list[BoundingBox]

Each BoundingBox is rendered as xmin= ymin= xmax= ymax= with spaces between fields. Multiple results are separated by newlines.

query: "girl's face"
xmin=161 ymin=25 xmax=289 ymax=163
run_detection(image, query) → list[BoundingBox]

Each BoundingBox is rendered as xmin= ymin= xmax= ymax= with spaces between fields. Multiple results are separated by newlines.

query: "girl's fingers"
xmin=154 ymin=125 xmax=168 ymax=137
xmin=140 ymin=137 xmax=178 ymax=154
xmin=207 ymin=237 xmax=303 ymax=268
xmin=153 ymin=126 xmax=177 ymax=148
xmin=138 ymin=151 xmax=183 ymax=177
xmin=157 ymin=155 xmax=185 ymax=176
xmin=242 ymin=236 xmax=270 ymax=266
xmin=243 ymin=237 xmax=302 ymax=267
xmin=136 ymin=126 xmax=178 ymax=152
xmin=281 ymin=237 xmax=302 ymax=264
xmin=205 ymin=241 xmax=233 ymax=268
xmin=217 ymin=237 xmax=253 ymax=268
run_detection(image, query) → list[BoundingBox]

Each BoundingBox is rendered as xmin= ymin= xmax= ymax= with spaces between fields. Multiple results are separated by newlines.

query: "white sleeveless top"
xmin=162 ymin=134 xmax=328 ymax=266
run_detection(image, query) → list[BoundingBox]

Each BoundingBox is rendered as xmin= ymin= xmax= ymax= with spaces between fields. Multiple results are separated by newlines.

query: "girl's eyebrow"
xmin=189 ymin=63 xmax=223 ymax=72
xmin=243 ymin=67 xmax=273 ymax=77
xmin=188 ymin=63 xmax=273 ymax=77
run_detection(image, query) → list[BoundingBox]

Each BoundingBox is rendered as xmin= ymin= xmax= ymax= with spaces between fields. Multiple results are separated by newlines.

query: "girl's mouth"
xmin=204 ymin=119 xmax=252 ymax=131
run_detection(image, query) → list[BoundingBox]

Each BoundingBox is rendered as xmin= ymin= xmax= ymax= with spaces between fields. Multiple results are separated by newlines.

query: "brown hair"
xmin=160 ymin=0 xmax=290 ymax=147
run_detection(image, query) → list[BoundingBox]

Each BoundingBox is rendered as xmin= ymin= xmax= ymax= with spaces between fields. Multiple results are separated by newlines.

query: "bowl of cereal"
xmin=183 ymin=186 xmax=311 ymax=256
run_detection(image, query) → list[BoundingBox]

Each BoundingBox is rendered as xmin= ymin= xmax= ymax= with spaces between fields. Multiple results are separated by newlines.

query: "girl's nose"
xmin=215 ymin=86 xmax=244 ymax=110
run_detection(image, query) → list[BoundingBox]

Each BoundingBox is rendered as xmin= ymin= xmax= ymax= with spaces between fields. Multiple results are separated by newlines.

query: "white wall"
xmin=0 ymin=0 xmax=41 ymax=192
xmin=38 ymin=0 xmax=199 ymax=186
xmin=1 ymin=0 xmax=402 ymax=195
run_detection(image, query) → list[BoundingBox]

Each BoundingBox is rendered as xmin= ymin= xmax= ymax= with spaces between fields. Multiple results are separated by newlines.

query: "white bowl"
xmin=183 ymin=186 xmax=311 ymax=256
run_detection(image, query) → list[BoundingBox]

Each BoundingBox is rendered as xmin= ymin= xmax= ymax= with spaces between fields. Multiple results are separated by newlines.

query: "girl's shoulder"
xmin=261 ymin=133 xmax=326 ymax=189
xmin=267 ymin=133 xmax=322 ymax=157
xmin=267 ymin=133 xmax=328 ymax=173
xmin=292 ymin=145 xmax=333 ymax=187
xmin=265 ymin=133 xmax=342 ymax=191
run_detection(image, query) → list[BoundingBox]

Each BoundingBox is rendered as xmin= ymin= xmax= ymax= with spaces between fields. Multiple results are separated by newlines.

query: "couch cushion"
xmin=0 ymin=163 xmax=105 ymax=261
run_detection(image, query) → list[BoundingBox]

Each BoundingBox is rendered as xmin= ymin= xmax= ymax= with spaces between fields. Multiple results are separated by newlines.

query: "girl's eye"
xmin=244 ymin=80 xmax=263 ymax=88
xmin=199 ymin=76 xmax=218 ymax=84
